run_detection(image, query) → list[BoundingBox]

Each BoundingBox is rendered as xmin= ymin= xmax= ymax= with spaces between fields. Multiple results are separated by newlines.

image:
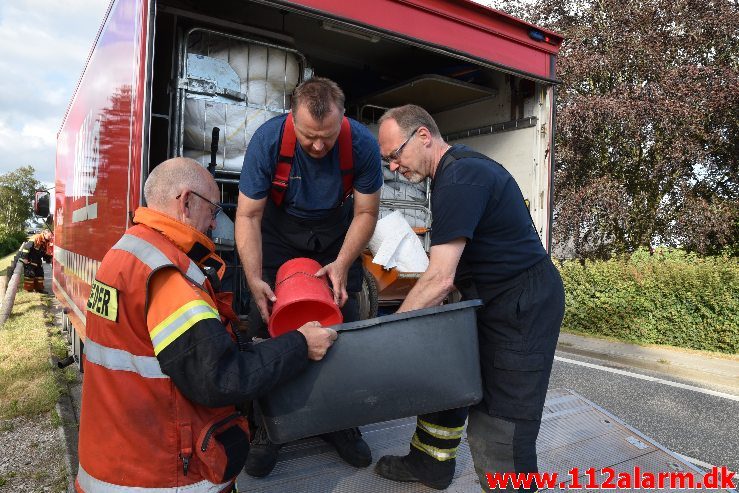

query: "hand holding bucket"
xmin=268 ymin=258 xmax=343 ymax=337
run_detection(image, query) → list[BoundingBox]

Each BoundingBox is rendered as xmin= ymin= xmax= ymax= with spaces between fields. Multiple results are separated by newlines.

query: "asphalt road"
xmin=549 ymin=350 xmax=739 ymax=473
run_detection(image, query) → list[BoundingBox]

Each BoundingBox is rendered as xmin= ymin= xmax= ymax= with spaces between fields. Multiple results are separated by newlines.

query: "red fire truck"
xmin=52 ymin=0 xmax=562 ymax=365
xmin=47 ymin=2 xmax=726 ymax=491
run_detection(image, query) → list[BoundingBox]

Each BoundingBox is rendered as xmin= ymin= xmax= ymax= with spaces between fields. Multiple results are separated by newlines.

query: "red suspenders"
xmin=270 ymin=112 xmax=354 ymax=207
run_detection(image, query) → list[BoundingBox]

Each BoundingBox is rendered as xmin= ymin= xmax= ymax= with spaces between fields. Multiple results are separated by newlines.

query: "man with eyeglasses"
xmin=176 ymin=190 xmax=223 ymax=221
xmin=380 ymin=126 xmax=422 ymax=177
xmin=235 ymin=77 xmax=382 ymax=476
xmin=374 ymin=105 xmax=565 ymax=492
xmin=76 ymin=157 xmax=338 ymax=492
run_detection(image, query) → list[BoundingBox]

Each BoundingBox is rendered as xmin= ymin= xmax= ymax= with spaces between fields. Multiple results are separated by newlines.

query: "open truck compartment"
xmin=178 ymin=29 xmax=307 ymax=172
xmin=153 ymin=2 xmax=555 ymax=221
xmin=51 ymin=0 xmax=558 ymax=370
xmin=144 ymin=0 xmax=557 ymax=315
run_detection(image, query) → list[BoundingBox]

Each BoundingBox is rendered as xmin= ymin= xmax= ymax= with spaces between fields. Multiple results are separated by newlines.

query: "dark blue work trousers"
xmin=248 ymin=199 xmax=362 ymax=338
xmin=409 ymin=257 xmax=565 ymax=492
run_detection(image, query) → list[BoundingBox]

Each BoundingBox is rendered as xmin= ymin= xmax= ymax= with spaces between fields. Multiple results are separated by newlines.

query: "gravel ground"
xmin=0 ymin=413 xmax=68 ymax=491
xmin=0 ymin=265 xmax=75 ymax=492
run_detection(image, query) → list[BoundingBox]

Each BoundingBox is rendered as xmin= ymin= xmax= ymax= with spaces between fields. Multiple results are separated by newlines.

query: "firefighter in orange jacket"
xmin=76 ymin=157 xmax=337 ymax=493
xmin=20 ymin=230 xmax=52 ymax=293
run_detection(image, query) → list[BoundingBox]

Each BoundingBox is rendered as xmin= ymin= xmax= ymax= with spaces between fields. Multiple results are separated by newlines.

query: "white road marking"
xmin=554 ymin=355 xmax=739 ymax=402
xmin=674 ymin=453 xmax=715 ymax=470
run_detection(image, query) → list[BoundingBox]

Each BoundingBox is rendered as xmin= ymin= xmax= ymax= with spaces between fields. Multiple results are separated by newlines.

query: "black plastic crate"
xmin=259 ymin=300 xmax=483 ymax=443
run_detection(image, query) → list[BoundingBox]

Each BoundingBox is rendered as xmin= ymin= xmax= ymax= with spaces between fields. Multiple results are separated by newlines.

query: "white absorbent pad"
xmin=368 ymin=211 xmax=429 ymax=273
xmin=378 ymin=207 xmax=428 ymax=230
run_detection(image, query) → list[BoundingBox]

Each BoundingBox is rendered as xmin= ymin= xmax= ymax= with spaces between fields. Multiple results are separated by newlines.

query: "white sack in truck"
xmin=368 ymin=211 xmax=429 ymax=273
xmin=184 ymin=100 xmax=278 ymax=170
xmin=245 ymin=80 xmax=291 ymax=110
xmin=379 ymin=207 xmax=428 ymax=230
xmin=228 ymin=44 xmax=301 ymax=87
xmin=204 ymin=43 xmax=300 ymax=89
xmin=183 ymin=41 xmax=300 ymax=172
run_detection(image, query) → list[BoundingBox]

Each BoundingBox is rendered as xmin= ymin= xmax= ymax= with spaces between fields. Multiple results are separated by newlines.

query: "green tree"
xmin=492 ymin=0 xmax=739 ymax=259
xmin=0 ymin=166 xmax=42 ymax=236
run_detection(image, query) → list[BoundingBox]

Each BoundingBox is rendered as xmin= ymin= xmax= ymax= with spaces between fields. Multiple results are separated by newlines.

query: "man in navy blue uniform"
xmin=373 ymin=104 xmax=565 ymax=491
xmin=235 ymin=77 xmax=382 ymax=477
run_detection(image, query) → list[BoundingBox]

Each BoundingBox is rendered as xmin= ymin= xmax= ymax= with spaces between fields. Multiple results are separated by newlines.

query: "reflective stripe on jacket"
xmin=76 ymin=210 xmax=242 ymax=492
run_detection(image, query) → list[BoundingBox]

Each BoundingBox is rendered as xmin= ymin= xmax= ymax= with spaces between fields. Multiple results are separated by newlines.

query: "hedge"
xmin=0 ymin=231 xmax=27 ymax=258
xmin=557 ymin=249 xmax=739 ymax=354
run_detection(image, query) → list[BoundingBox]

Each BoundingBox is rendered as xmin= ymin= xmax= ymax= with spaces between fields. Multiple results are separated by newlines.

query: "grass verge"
xmin=0 ymin=252 xmax=15 ymax=273
xmin=0 ymin=290 xmax=71 ymax=419
xmin=0 ymin=287 xmax=74 ymax=492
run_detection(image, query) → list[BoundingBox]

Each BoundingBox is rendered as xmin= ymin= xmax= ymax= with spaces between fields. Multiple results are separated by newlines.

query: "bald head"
xmin=144 ymin=158 xmax=216 ymax=209
xmin=143 ymin=158 xmax=220 ymax=233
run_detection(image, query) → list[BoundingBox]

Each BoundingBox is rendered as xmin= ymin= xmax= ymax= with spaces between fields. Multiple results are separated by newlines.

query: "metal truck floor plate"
xmin=549 ymin=454 xmax=719 ymax=492
xmin=237 ymin=388 xmax=719 ymax=492
xmin=237 ymin=417 xmax=481 ymax=492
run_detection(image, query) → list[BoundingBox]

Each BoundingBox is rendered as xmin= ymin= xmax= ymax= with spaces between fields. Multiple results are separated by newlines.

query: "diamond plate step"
xmin=237 ymin=389 xmax=723 ymax=492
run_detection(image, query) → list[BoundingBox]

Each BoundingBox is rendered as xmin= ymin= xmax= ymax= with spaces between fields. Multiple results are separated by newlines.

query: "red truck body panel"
xmin=53 ymin=0 xmax=150 ymax=333
xmin=284 ymin=0 xmax=561 ymax=79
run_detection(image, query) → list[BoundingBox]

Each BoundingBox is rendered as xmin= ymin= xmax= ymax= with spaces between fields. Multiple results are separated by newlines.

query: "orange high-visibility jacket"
xmin=76 ymin=208 xmax=247 ymax=492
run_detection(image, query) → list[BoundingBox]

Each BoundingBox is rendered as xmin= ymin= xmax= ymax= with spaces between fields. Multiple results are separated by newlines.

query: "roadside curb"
xmin=557 ymin=332 xmax=739 ymax=395
xmin=55 ymin=387 xmax=79 ymax=493
xmin=46 ymin=265 xmax=79 ymax=492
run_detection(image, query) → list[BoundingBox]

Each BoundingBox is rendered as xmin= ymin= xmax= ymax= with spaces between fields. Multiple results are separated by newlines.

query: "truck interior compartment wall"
xmin=149 ymin=1 xmax=553 ymax=259
xmin=452 ymin=128 xmax=543 ymax=231
xmin=433 ymin=85 xmax=551 ymax=241
xmin=432 ymin=75 xmax=541 ymax=132
xmin=148 ymin=11 xmax=177 ymax=172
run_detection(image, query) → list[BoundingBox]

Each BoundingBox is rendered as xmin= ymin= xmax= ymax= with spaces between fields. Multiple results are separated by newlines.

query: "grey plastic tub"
xmin=259 ymin=300 xmax=483 ymax=443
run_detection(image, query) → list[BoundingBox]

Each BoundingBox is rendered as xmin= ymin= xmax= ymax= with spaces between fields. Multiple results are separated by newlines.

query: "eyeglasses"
xmin=177 ymin=191 xmax=222 ymax=220
xmin=381 ymin=127 xmax=421 ymax=165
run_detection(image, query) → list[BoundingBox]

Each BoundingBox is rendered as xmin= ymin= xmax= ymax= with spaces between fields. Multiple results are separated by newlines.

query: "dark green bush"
xmin=0 ymin=231 xmax=27 ymax=258
xmin=558 ymin=249 xmax=739 ymax=354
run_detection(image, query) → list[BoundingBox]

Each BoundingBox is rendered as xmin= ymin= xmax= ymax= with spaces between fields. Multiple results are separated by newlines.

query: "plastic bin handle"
xmin=332 ymin=299 xmax=483 ymax=333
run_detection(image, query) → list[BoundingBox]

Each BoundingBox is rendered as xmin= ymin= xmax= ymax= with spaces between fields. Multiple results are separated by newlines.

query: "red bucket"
xmin=268 ymin=258 xmax=343 ymax=337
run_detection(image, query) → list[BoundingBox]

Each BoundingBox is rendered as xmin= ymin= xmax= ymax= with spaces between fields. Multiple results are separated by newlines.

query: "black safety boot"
xmin=321 ymin=427 xmax=372 ymax=467
xmin=374 ymin=454 xmax=453 ymax=490
xmin=244 ymin=426 xmax=281 ymax=478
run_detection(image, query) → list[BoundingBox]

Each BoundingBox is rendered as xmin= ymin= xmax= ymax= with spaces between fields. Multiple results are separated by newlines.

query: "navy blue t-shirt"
xmin=430 ymin=145 xmax=547 ymax=286
xmin=239 ymin=114 xmax=383 ymax=219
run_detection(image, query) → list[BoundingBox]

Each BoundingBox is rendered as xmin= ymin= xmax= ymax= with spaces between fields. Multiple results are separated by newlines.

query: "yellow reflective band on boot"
xmin=86 ymin=280 xmax=119 ymax=322
xmin=417 ymin=418 xmax=465 ymax=440
xmin=150 ymin=300 xmax=219 ymax=355
xmin=411 ymin=433 xmax=458 ymax=461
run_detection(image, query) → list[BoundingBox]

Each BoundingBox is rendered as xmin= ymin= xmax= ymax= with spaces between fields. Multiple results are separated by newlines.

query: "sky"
xmin=0 ymin=0 xmax=495 ymax=186
xmin=0 ymin=0 xmax=110 ymax=184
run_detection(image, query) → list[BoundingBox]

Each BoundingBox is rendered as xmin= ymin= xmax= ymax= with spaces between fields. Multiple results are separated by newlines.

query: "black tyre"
xmin=443 ymin=288 xmax=463 ymax=305
xmin=357 ymin=266 xmax=378 ymax=320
